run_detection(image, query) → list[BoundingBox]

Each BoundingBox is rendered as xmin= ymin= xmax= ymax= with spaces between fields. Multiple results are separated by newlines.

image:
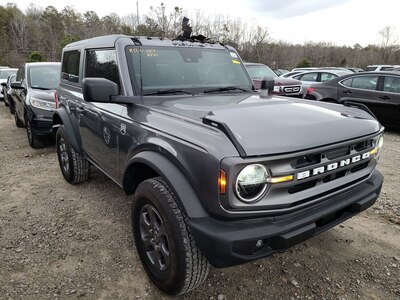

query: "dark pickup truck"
xmin=53 ymin=34 xmax=384 ymax=295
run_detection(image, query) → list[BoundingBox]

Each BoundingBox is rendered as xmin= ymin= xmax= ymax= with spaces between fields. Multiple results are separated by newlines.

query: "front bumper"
xmin=189 ymin=170 xmax=383 ymax=268
xmin=31 ymin=117 xmax=53 ymax=136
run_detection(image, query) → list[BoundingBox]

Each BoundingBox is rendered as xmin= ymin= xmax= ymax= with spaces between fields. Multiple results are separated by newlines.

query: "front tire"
xmin=56 ymin=125 xmax=89 ymax=184
xmin=14 ymin=112 xmax=24 ymax=128
xmin=133 ymin=177 xmax=210 ymax=295
xmin=26 ymin=117 xmax=44 ymax=148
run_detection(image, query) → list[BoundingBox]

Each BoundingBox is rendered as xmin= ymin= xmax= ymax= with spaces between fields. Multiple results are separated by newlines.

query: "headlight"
xmin=31 ymin=97 xmax=56 ymax=111
xmin=235 ymin=164 xmax=270 ymax=202
xmin=377 ymin=135 xmax=383 ymax=148
xmin=273 ymin=85 xmax=280 ymax=92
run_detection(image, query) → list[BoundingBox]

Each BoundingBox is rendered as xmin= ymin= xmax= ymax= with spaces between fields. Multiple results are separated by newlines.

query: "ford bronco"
xmin=53 ymin=34 xmax=384 ymax=295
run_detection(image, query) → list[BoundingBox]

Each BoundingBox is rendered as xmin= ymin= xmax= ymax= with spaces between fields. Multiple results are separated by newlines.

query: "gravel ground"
xmin=0 ymin=103 xmax=399 ymax=300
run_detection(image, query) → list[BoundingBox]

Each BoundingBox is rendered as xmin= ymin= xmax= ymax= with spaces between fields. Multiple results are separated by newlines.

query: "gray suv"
xmin=54 ymin=35 xmax=384 ymax=295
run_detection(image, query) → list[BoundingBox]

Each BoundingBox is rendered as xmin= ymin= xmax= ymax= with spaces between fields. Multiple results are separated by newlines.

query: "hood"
xmin=29 ymin=89 xmax=56 ymax=102
xmin=151 ymin=94 xmax=381 ymax=157
xmin=252 ymin=77 xmax=301 ymax=90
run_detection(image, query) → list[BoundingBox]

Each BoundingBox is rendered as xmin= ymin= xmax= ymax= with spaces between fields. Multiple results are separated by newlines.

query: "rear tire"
xmin=133 ymin=177 xmax=210 ymax=295
xmin=56 ymin=125 xmax=89 ymax=184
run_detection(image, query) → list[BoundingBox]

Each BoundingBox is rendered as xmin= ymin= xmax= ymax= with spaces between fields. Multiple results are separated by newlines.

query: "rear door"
xmin=378 ymin=75 xmax=400 ymax=126
xmin=337 ymin=74 xmax=381 ymax=117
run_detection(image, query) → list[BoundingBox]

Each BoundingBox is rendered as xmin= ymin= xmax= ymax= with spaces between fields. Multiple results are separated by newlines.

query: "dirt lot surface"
xmin=0 ymin=103 xmax=399 ymax=300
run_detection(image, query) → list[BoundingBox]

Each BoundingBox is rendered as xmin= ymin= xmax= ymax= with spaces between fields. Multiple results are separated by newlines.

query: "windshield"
xmin=0 ymin=69 xmax=17 ymax=79
xmin=126 ymin=46 xmax=252 ymax=94
xmin=246 ymin=64 xmax=276 ymax=79
xmin=29 ymin=65 xmax=61 ymax=89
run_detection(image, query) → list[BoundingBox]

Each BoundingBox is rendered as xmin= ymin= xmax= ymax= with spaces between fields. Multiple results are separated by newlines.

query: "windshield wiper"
xmin=203 ymin=86 xmax=252 ymax=93
xmin=32 ymin=87 xmax=52 ymax=90
xmin=143 ymin=89 xmax=193 ymax=96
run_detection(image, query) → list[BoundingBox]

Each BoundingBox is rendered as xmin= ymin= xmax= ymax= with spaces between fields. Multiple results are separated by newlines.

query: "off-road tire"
xmin=56 ymin=125 xmax=89 ymax=184
xmin=133 ymin=177 xmax=210 ymax=295
xmin=26 ymin=117 xmax=44 ymax=148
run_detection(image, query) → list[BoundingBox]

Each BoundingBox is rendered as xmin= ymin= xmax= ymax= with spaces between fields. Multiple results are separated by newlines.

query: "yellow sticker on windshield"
xmin=232 ymin=60 xmax=241 ymax=64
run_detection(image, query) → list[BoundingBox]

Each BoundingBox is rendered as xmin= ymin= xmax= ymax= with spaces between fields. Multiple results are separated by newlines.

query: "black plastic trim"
xmin=189 ymin=170 xmax=383 ymax=268
xmin=202 ymin=117 xmax=247 ymax=157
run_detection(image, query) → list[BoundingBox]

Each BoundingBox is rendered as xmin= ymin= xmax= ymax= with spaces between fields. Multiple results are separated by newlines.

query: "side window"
xmin=85 ymin=49 xmax=120 ymax=88
xmin=383 ymin=76 xmax=400 ymax=93
xmin=62 ymin=50 xmax=80 ymax=83
xmin=350 ymin=76 xmax=378 ymax=90
xmin=341 ymin=77 xmax=353 ymax=87
xmin=320 ymin=73 xmax=336 ymax=82
xmin=299 ymin=72 xmax=318 ymax=82
xmin=16 ymin=66 xmax=25 ymax=82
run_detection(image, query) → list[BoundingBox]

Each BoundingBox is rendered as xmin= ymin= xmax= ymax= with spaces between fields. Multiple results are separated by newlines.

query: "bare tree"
xmin=9 ymin=8 xmax=28 ymax=50
xmin=379 ymin=26 xmax=398 ymax=63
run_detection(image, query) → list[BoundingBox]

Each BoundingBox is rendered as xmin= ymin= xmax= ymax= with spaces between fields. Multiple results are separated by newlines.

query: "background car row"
xmin=304 ymin=71 xmax=400 ymax=129
xmin=1 ymin=62 xmax=61 ymax=148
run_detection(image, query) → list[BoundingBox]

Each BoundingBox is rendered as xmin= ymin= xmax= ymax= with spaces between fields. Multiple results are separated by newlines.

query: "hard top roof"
xmin=63 ymin=34 xmax=227 ymax=50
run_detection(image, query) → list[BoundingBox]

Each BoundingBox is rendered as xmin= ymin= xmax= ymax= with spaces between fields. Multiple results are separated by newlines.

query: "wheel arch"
xmin=53 ymin=107 xmax=82 ymax=153
xmin=123 ymin=151 xmax=209 ymax=218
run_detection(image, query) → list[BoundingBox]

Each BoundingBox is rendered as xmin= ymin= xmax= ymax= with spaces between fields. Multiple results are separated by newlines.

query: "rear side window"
xmin=62 ymin=50 xmax=80 ymax=83
xmin=365 ymin=66 xmax=377 ymax=71
xmin=320 ymin=73 xmax=336 ymax=82
xmin=85 ymin=49 xmax=120 ymax=88
xmin=299 ymin=72 xmax=318 ymax=82
xmin=383 ymin=76 xmax=400 ymax=93
xmin=342 ymin=75 xmax=378 ymax=90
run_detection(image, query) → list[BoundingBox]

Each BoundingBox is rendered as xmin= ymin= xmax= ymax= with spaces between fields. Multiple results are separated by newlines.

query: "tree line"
xmin=1 ymin=2 xmax=399 ymax=69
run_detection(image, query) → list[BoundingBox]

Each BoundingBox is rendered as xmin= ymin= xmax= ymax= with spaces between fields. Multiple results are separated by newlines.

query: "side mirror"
xmin=260 ymin=76 xmax=275 ymax=97
xmin=1 ymin=82 xmax=6 ymax=87
xmin=82 ymin=78 xmax=119 ymax=103
xmin=10 ymin=82 xmax=24 ymax=89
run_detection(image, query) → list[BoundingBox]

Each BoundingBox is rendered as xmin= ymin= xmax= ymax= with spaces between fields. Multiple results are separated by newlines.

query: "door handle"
xmin=379 ymin=95 xmax=390 ymax=100
xmin=342 ymin=90 xmax=352 ymax=94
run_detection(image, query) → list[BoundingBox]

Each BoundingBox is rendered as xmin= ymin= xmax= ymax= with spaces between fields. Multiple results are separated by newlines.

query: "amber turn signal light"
xmin=218 ymin=170 xmax=227 ymax=195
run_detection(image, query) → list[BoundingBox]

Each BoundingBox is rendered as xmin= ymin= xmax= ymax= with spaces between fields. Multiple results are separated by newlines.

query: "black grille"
xmin=291 ymin=140 xmax=373 ymax=169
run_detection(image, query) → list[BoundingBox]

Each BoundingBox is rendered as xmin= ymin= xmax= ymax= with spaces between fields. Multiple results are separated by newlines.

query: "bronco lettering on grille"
xmin=296 ymin=152 xmax=371 ymax=180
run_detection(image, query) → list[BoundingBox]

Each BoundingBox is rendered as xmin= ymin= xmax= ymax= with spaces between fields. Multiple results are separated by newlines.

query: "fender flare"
xmin=53 ymin=108 xmax=81 ymax=153
xmin=124 ymin=151 xmax=209 ymax=219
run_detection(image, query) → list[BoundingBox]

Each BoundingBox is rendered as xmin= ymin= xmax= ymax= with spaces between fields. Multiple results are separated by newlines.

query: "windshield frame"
xmin=125 ymin=45 xmax=253 ymax=96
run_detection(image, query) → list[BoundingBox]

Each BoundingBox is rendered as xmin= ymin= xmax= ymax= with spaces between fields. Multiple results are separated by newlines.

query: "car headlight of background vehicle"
xmin=31 ymin=97 xmax=56 ymax=111
xmin=273 ymin=86 xmax=280 ymax=92
xmin=235 ymin=164 xmax=270 ymax=202
xmin=377 ymin=135 xmax=383 ymax=149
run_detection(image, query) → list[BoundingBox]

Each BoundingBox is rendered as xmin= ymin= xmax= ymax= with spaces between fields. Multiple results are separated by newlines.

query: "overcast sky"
xmin=3 ymin=0 xmax=399 ymax=47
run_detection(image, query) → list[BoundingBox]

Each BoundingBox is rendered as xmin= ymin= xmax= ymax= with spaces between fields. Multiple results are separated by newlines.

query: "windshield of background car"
xmin=246 ymin=65 xmax=276 ymax=79
xmin=29 ymin=65 xmax=61 ymax=90
xmin=0 ymin=69 xmax=17 ymax=79
xmin=125 ymin=46 xmax=252 ymax=93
